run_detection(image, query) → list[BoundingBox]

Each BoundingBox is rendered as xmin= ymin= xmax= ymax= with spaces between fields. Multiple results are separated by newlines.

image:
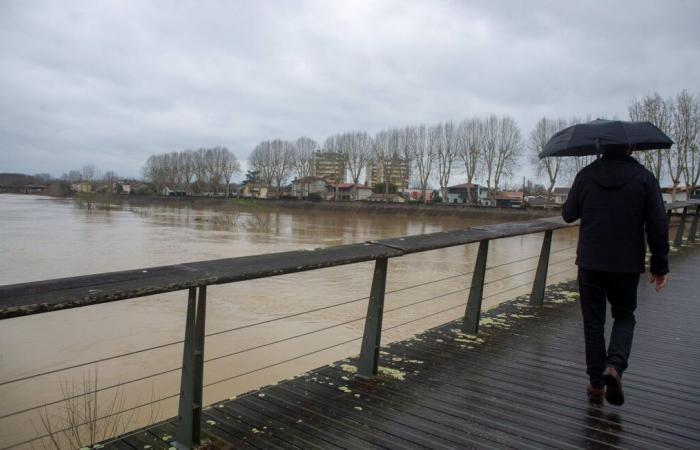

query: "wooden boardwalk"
xmin=108 ymin=246 xmax=700 ymax=449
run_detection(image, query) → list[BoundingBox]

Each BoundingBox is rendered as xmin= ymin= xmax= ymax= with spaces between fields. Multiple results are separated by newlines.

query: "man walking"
xmin=562 ymin=148 xmax=669 ymax=406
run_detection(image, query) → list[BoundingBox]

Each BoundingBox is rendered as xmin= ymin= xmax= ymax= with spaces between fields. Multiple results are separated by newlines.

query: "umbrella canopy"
xmin=539 ymin=119 xmax=673 ymax=158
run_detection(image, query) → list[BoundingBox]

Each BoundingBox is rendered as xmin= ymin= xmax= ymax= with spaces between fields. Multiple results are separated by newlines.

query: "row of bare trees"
xmin=531 ymin=90 xmax=700 ymax=205
xmin=248 ymin=137 xmax=320 ymax=198
xmin=142 ymin=147 xmax=240 ymax=195
xmin=629 ymin=90 xmax=700 ymax=201
xmin=250 ymin=116 xmax=523 ymax=204
xmin=144 ymin=90 xmax=696 ymax=204
xmin=315 ymin=116 xmax=522 ymax=203
xmin=529 ymin=116 xmax=599 ymax=205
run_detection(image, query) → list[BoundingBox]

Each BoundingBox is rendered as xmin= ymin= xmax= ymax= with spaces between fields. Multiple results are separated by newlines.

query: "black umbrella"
xmin=539 ymin=119 xmax=673 ymax=158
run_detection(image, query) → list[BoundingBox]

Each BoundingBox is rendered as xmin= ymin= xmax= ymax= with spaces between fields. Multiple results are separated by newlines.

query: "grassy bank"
xmin=99 ymin=195 xmax=559 ymax=220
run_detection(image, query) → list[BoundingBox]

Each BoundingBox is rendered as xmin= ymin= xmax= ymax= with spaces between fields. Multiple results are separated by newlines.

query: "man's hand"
xmin=650 ymin=273 xmax=668 ymax=292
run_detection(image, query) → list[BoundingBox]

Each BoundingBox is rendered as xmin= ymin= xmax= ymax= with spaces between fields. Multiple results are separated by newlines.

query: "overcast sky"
xmin=1 ymin=0 xmax=698 ymax=181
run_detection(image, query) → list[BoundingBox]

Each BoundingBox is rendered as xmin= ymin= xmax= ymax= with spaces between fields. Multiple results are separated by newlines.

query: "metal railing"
xmin=0 ymin=200 xmax=697 ymax=449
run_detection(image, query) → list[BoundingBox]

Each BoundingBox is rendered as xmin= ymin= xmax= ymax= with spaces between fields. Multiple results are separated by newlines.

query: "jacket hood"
xmin=585 ymin=155 xmax=645 ymax=189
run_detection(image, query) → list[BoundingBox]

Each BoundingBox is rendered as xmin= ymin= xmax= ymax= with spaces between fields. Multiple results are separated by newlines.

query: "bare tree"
xmin=81 ymin=164 xmax=97 ymax=183
xmin=456 ymin=117 xmax=482 ymax=203
xmin=192 ymin=148 xmax=210 ymax=193
xmin=337 ymin=131 xmax=372 ymax=200
xmin=250 ymin=140 xmax=294 ymax=198
xmin=494 ymin=116 xmax=523 ymax=195
xmin=481 ymin=115 xmax=499 ymax=200
xmin=628 ymin=93 xmax=671 ymax=180
xmin=672 ymin=91 xmax=700 ymax=200
xmin=397 ymin=127 xmax=413 ymax=191
xmin=102 ymin=170 xmax=118 ymax=184
xmin=142 ymin=155 xmax=168 ymax=193
xmin=292 ymin=136 xmax=317 ymax=197
xmin=176 ymin=150 xmax=195 ymax=193
xmin=63 ymin=170 xmax=83 ymax=182
xmin=373 ymin=129 xmax=401 ymax=201
xmin=434 ymin=121 xmax=457 ymax=202
xmin=481 ymin=115 xmax=522 ymax=201
xmin=249 ymin=141 xmax=274 ymax=195
xmin=663 ymin=91 xmax=697 ymax=201
xmin=221 ymin=148 xmax=241 ymax=196
xmin=323 ymin=135 xmax=341 ymax=153
xmin=207 ymin=147 xmax=229 ymax=194
xmin=530 ymin=117 xmax=568 ymax=206
xmin=566 ymin=115 xmax=596 ymax=177
xmin=34 ymin=173 xmax=52 ymax=183
xmin=407 ymin=124 xmax=434 ymax=203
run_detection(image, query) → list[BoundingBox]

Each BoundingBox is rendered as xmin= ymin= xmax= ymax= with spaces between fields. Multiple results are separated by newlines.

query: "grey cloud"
xmin=1 ymin=0 xmax=698 ymax=179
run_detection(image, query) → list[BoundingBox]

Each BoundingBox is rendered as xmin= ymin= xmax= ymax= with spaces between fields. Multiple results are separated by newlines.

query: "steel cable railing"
xmin=0 ymin=252 xmax=578 ymax=423
xmin=0 ymin=245 xmax=578 ymax=390
xmin=0 ymin=365 xmax=183 ymax=421
xmin=11 ymin=205 xmax=698 ymax=448
xmin=202 ymin=261 xmax=579 ymax=390
xmin=383 ymin=264 xmax=578 ymax=333
xmin=1 ymin=257 xmax=580 ymax=449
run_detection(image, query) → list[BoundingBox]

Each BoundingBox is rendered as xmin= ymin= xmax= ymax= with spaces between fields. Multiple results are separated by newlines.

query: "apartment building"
xmin=313 ymin=151 xmax=346 ymax=185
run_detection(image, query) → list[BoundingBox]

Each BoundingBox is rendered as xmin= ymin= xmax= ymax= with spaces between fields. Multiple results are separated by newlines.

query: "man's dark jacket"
xmin=562 ymin=154 xmax=669 ymax=275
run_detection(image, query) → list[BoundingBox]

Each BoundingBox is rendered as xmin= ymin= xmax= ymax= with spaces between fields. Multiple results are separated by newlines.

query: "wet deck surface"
xmin=109 ymin=245 xmax=700 ymax=449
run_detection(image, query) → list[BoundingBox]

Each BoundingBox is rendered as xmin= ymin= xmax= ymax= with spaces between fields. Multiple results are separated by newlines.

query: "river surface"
xmin=0 ymin=194 xmax=578 ymax=448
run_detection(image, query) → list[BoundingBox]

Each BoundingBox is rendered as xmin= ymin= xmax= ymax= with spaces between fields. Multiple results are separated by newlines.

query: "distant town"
xmin=2 ymin=90 xmax=699 ymax=209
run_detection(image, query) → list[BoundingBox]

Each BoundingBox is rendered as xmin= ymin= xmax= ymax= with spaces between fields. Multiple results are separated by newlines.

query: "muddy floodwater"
xmin=0 ymin=194 xmax=579 ymax=448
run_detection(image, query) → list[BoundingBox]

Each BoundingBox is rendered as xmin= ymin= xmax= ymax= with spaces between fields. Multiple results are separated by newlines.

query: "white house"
xmin=291 ymin=177 xmax=330 ymax=199
xmin=446 ymin=183 xmax=488 ymax=204
xmin=337 ymin=183 xmax=373 ymax=201
xmin=551 ymin=187 xmax=570 ymax=205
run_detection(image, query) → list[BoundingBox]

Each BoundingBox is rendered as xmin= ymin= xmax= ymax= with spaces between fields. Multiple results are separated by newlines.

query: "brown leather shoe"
xmin=603 ymin=367 xmax=624 ymax=405
xmin=587 ymin=385 xmax=604 ymax=404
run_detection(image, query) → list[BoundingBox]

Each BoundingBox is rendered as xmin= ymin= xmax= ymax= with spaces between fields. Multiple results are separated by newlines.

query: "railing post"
xmin=673 ymin=207 xmax=688 ymax=248
xmin=462 ymin=240 xmax=489 ymax=334
xmin=174 ymin=286 xmax=207 ymax=449
xmin=357 ymin=257 xmax=388 ymax=379
xmin=687 ymin=206 xmax=699 ymax=243
xmin=529 ymin=229 xmax=553 ymax=307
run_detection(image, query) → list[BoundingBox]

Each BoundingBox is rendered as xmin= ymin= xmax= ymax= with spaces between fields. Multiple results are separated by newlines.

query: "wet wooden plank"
xmin=201 ymin=407 xmax=285 ymax=449
xmin=119 ymin=428 xmax=172 ymax=450
xmin=260 ymin=384 xmax=431 ymax=449
xmin=231 ymin=396 xmax=370 ymax=450
xmin=100 ymin=440 xmax=136 ymax=450
xmin=148 ymin=419 xmax=247 ymax=449
xmin=282 ymin=374 xmax=513 ymax=449
xmin=216 ymin=401 xmax=313 ymax=449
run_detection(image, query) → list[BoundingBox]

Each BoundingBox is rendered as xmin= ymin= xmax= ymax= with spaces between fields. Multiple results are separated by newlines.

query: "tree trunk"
xmin=545 ymin=182 xmax=554 ymax=208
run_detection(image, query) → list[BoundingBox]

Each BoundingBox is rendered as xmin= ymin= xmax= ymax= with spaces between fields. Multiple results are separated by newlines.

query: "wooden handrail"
xmin=1 ymin=200 xmax=697 ymax=321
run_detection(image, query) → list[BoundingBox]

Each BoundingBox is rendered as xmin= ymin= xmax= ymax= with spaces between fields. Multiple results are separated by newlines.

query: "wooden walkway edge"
xmin=107 ymin=245 xmax=700 ymax=449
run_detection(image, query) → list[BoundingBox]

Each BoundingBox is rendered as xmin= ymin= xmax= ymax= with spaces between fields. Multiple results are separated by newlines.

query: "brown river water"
xmin=0 ymin=194 xmax=579 ymax=448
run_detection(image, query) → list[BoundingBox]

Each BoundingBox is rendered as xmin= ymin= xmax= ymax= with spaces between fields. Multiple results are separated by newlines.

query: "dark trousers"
xmin=578 ymin=268 xmax=640 ymax=387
